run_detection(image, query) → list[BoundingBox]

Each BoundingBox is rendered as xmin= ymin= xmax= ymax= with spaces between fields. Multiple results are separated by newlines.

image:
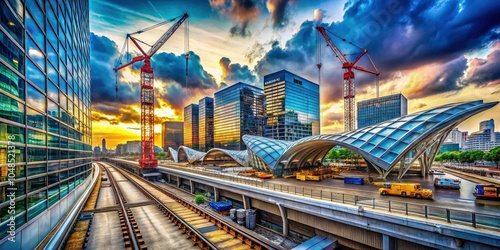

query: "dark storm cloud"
xmin=219 ymin=57 xmax=257 ymax=85
xmin=152 ymin=51 xmax=218 ymax=90
xmin=407 ymin=57 xmax=468 ymax=99
xmin=266 ymin=0 xmax=296 ymax=29
xmin=90 ymin=32 xmax=140 ymax=106
xmin=254 ymin=0 xmax=500 ymax=103
xmin=466 ymin=44 xmax=500 ymax=86
xmin=209 ymin=0 xmax=260 ymax=38
xmin=90 ymin=33 xmax=219 ymax=119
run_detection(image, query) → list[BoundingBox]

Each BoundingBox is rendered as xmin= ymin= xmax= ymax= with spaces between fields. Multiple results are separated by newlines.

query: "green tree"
xmin=156 ymin=152 xmax=166 ymax=160
xmin=486 ymin=146 xmax=500 ymax=167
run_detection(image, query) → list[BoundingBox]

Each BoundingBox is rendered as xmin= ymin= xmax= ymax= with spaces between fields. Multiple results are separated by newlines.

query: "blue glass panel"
xmin=359 ymin=132 xmax=374 ymax=141
xmin=361 ymin=143 xmax=375 ymax=151
xmin=400 ymin=121 xmax=420 ymax=131
xmin=47 ymin=80 xmax=58 ymax=101
xmin=402 ymin=132 xmax=420 ymax=143
xmin=26 ymin=83 xmax=46 ymax=112
xmin=388 ymin=121 xmax=406 ymax=128
xmin=389 ymin=129 xmax=407 ymax=140
xmin=0 ymin=30 xmax=25 ymax=74
xmin=26 ymin=58 xmax=45 ymax=91
xmin=381 ymin=152 xmax=398 ymax=163
xmin=390 ymin=142 xmax=408 ymax=154
xmin=368 ymin=135 xmax=384 ymax=145
xmin=1 ymin=2 xmax=24 ymax=45
xmin=379 ymin=128 xmax=395 ymax=136
xmin=352 ymin=140 xmax=364 ymax=147
xmin=371 ymin=147 xmax=385 ymax=157
xmin=0 ymin=92 xmax=24 ymax=124
xmin=379 ymin=138 xmax=397 ymax=150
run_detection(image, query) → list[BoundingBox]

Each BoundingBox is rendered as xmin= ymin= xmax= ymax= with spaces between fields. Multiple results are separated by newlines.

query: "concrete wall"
xmin=0 ymin=176 xmax=92 ymax=250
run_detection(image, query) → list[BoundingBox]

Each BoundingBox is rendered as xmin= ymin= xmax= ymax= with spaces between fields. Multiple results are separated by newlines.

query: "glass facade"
xmin=198 ymin=97 xmax=213 ymax=152
xmin=183 ymin=104 xmax=199 ymax=150
xmin=0 ymin=0 xmax=92 ymax=239
xmin=214 ymin=82 xmax=265 ymax=150
xmin=357 ymin=93 xmax=408 ymax=129
xmin=161 ymin=121 xmax=183 ymax=151
xmin=264 ymin=70 xmax=320 ymax=141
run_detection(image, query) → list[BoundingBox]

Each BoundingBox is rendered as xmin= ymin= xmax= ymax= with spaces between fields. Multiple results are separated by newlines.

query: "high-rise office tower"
xmin=357 ymin=94 xmax=408 ymax=129
xmin=214 ymin=82 xmax=265 ymax=150
xmin=184 ymin=104 xmax=199 ymax=150
xmin=480 ymin=119 xmax=495 ymax=131
xmin=264 ymin=70 xmax=320 ymax=141
xmin=161 ymin=121 xmax=184 ymax=151
xmin=0 ymin=1 xmax=92 ymax=248
xmin=199 ymin=97 xmax=214 ymax=152
xmin=102 ymin=138 xmax=107 ymax=153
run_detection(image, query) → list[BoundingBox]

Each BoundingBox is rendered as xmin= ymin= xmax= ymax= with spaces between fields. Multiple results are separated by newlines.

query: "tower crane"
xmin=316 ymin=26 xmax=379 ymax=132
xmin=114 ymin=13 xmax=189 ymax=168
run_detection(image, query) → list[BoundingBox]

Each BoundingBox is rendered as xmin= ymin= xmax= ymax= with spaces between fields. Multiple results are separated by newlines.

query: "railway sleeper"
xmin=243 ymin=238 xmax=252 ymax=246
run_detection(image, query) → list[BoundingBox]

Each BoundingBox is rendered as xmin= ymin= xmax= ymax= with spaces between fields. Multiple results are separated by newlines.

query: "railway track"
xmin=85 ymin=162 xmax=280 ymax=249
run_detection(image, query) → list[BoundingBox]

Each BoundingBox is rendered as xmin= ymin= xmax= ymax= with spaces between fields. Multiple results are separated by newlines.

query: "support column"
xmin=382 ymin=234 xmax=395 ymax=250
xmin=167 ymin=174 xmax=171 ymax=184
xmin=190 ymin=180 xmax=194 ymax=194
xmin=176 ymin=176 xmax=181 ymax=188
xmin=276 ymin=203 xmax=289 ymax=236
xmin=242 ymin=195 xmax=251 ymax=210
xmin=214 ymin=187 xmax=220 ymax=202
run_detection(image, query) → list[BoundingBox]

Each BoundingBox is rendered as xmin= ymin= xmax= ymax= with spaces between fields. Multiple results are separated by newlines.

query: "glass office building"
xmin=198 ymin=97 xmax=213 ymax=152
xmin=357 ymin=93 xmax=408 ymax=129
xmin=0 ymin=0 xmax=92 ymax=244
xmin=214 ymin=82 xmax=265 ymax=150
xmin=264 ymin=70 xmax=320 ymax=141
xmin=183 ymin=104 xmax=199 ymax=150
xmin=161 ymin=121 xmax=183 ymax=151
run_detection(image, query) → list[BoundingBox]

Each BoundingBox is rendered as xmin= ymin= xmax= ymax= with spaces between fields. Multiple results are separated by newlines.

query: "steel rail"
xmin=100 ymin=162 xmax=219 ymax=250
xmin=102 ymin=164 xmax=140 ymax=250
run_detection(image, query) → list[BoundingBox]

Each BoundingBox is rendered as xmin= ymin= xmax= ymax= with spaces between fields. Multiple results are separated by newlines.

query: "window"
xmin=27 ymin=107 xmax=46 ymax=130
xmin=28 ymin=190 xmax=47 ymax=220
xmin=0 ymin=50 xmax=25 ymax=98
xmin=0 ymin=30 xmax=24 ymax=75
xmin=27 ymin=163 xmax=46 ymax=176
xmin=26 ymin=83 xmax=46 ymax=112
xmin=26 ymin=57 xmax=46 ymax=91
xmin=28 ymin=130 xmax=46 ymax=146
xmin=0 ymin=92 xmax=24 ymax=124
xmin=0 ymin=2 xmax=23 ymax=45
xmin=27 ymin=147 xmax=46 ymax=162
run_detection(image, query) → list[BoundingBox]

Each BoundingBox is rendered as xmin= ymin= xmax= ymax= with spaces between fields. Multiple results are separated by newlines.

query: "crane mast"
xmin=114 ymin=13 xmax=189 ymax=168
xmin=316 ymin=26 xmax=379 ymax=132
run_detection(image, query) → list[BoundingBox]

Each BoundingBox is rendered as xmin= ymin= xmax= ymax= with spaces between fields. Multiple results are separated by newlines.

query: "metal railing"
xmin=43 ymin=163 xmax=100 ymax=250
xmin=157 ymin=164 xmax=500 ymax=230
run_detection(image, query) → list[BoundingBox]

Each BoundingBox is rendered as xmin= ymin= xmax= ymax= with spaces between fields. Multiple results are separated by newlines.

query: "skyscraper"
xmin=357 ymin=94 xmax=408 ymax=129
xmin=264 ymin=70 xmax=320 ymax=141
xmin=161 ymin=121 xmax=184 ymax=151
xmin=480 ymin=119 xmax=495 ymax=131
xmin=199 ymin=97 xmax=214 ymax=152
xmin=102 ymin=138 xmax=107 ymax=153
xmin=184 ymin=104 xmax=199 ymax=150
xmin=214 ymin=82 xmax=265 ymax=150
xmin=0 ymin=1 xmax=92 ymax=248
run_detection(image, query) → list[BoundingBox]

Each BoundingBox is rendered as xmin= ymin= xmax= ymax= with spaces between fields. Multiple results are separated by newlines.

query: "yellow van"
xmin=379 ymin=183 xmax=433 ymax=199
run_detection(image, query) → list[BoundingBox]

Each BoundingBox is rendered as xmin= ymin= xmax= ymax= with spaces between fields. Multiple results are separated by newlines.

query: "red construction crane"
xmin=316 ymin=26 xmax=379 ymax=131
xmin=114 ymin=13 xmax=189 ymax=168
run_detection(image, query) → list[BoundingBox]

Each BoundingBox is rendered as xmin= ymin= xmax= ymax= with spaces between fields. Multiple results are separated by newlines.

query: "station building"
xmin=168 ymin=101 xmax=498 ymax=179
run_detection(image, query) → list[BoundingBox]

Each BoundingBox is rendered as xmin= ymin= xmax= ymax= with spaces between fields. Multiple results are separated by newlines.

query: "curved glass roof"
xmin=243 ymin=135 xmax=291 ymax=168
xmin=272 ymin=101 xmax=498 ymax=171
xmin=168 ymin=147 xmax=178 ymax=162
xmin=202 ymin=149 xmax=249 ymax=167
xmin=177 ymin=146 xmax=206 ymax=163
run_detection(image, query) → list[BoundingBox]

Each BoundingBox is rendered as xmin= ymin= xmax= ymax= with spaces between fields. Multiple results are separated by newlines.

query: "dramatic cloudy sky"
xmin=90 ymin=0 xmax=500 ymax=149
